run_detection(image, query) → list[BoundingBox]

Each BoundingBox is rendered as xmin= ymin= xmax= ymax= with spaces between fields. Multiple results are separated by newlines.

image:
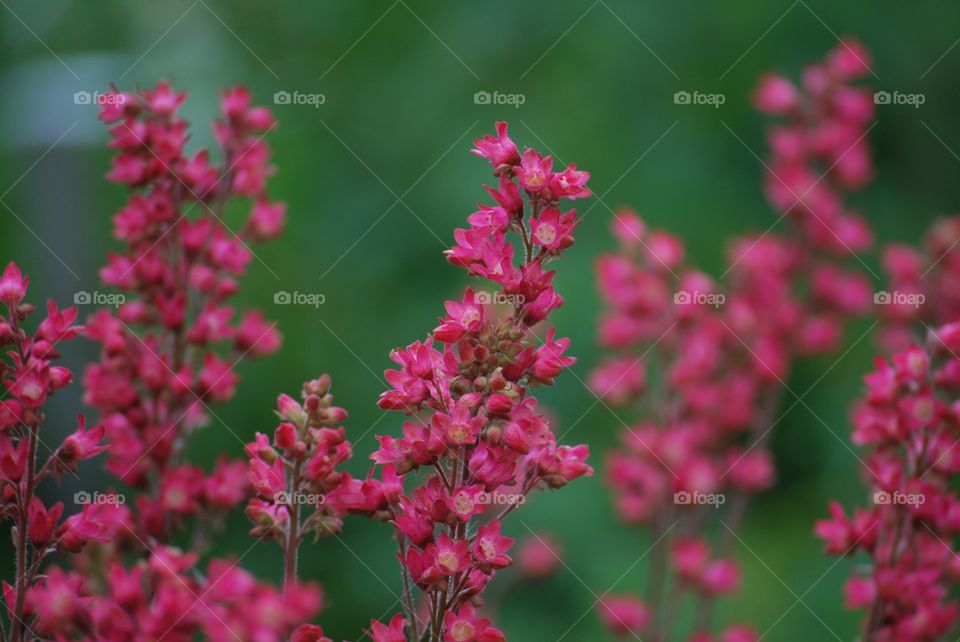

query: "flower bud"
xmin=275 ymin=423 xmax=297 ymax=450
xmin=277 ymin=393 xmax=307 ymax=425
xmin=486 ymin=393 xmax=513 ymax=416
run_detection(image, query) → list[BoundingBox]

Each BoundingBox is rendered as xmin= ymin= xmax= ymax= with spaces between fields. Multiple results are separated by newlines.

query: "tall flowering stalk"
xmin=84 ymin=83 xmax=283 ymax=542
xmin=245 ymin=375 xmax=353 ymax=586
xmin=326 ymin=122 xmax=588 ymax=642
xmin=5 ymin=85 xmax=325 ymax=642
xmin=591 ymin=40 xmax=876 ymax=641
xmin=247 ymin=122 xmax=595 ymax=642
xmin=0 ymin=263 xmax=110 ymax=642
xmin=815 ymin=329 xmax=960 ymax=641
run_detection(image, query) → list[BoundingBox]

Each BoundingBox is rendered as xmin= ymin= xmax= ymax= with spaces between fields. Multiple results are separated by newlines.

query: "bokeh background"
xmin=1 ymin=1 xmax=959 ymax=640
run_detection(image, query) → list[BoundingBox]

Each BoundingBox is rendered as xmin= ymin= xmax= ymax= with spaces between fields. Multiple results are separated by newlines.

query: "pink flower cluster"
xmin=878 ymin=216 xmax=960 ymax=351
xmin=0 ymin=263 xmax=114 ymax=642
xmin=352 ymin=122 xmax=593 ymax=641
xmin=754 ymin=38 xmax=874 ymax=254
xmin=592 ymin=213 xmax=767 ymax=641
xmin=815 ymin=332 xmax=960 ymax=640
xmin=10 ymin=84 xmax=319 ymax=642
xmin=591 ymin=40 xmax=878 ymax=641
xmin=30 ymin=548 xmax=319 ymax=642
xmin=84 ymin=82 xmax=283 ymax=538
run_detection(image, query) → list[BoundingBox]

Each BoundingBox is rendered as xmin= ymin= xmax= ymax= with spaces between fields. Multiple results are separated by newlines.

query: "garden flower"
xmin=359 ymin=122 xmax=594 ymax=640
xmin=591 ymin=39 xmax=877 ymax=640
xmin=816 ymin=335 xmax=960 ymax=639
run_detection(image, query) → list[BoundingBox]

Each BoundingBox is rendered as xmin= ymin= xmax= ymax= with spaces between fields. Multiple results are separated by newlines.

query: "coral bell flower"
xmin=56 ymin=415 xmax=107 ymax=474
xmin=472 ymin=520 xmax=514 ymax=571
xmin=367 ymin=614 xmax=407 ymax=642
xmin=443 ymin=603 xmax=505 ymax=642
xmin=598 ymin=595 xmax=651 ymax=638
xmin=549 ymin=165 xmax=592 ymax=199
xmin=471 ymin=121 xmax=519 ymax=167
xmin=433 ymin=396 xmax=485 ymax=446
xmin=433 ymin=288 xmax=485 ymax=344
xmin=434 ymin=532 xmax=471 ymax=576
xmin=516 ymin=148 xmax=553 ymax=194
xmin=0 ymin=262 xmax=28 ymax=307
xmin=529 ymin=208 xmax=576 ymax=250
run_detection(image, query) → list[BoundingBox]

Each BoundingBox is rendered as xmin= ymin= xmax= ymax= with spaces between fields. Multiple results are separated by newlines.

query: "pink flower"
xmin=368 ymin=614 xmax=407 ymax=642
xmin=700 ymin=559 xmax=740 ymax=596
xmin=472 ymin=520 xmax=514 ymax=571
xmin=610 ymin=208 xmax=646 ymax=247
xmin=250 ymin=456 xmax=286 ymax=498
xmin=27 ymin=497 xmax=63 ymax=547
xmin=843 ymin=575 xmax=876 ymax=609
xmin=247 ymin=199 xmax=287 ymax=240
xmin=671 ymin=536 xmax=709 ymax=580
xmin=0 ymin=262 xmax=28 ymax=307
xmin=827 ymin=38 xmax=872 ymax=79
xmin=529 ymin=208 xmax=576 ymax=250
xmin=538 ymin=444 xmax=593 ymax=488
xmin=598 ymin=595 xmax=650 ymax=637
xmin=433 ymin=288 xmax=485 ymax=344
xmin=443 ymin=603 xmax=505 ymax=642
xmin=516 ymin=533 xmax=561 ymax=578
xmin=433 ymin=395 xmax=486 ymax=446
xmin=531 ymin=328 xmax=575 ymax=381
xmin=0 ymin=400 xmax=21 ymax=430
xmin=549 ymin=164 xmax=591 ymax=199
xmin=25 ymin=568 xmax=88 ymax=637
xmin=752 ymin=74 xmax=799 ymax=114
xmin=471 ymin=122 xmax=519 ymax=167
xmin=434 ymin=532 xmax=472 ymax=576
xmin=516 ymin=148 xmax=553 ymax=194
xmin=56 ymin=415 xmax=106 ymax=474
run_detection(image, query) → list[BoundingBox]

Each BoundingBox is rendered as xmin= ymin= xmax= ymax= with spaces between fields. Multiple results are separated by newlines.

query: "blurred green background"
xmin=1 ymin=1 xmax=958 ymax=639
